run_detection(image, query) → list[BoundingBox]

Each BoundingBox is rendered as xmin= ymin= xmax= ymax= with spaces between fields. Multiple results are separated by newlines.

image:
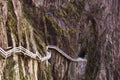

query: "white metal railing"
xmin=0 ymin=46 xmax=51 ymax=61
xmin=47 ymin=45 xmax=87 ymax=62
xmin=0 ymin=45 xmax=87 ymax=62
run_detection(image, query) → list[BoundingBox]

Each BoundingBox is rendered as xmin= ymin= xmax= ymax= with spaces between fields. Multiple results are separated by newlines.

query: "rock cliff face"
xmin=0 ymin=0 xmax=86 ymax=80
xmin=0 ymin=0 xmax=120 ymax=80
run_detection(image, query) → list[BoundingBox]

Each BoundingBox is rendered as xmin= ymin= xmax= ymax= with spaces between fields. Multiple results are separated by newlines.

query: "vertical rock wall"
xmin=0 ymin=0 xmax=86 ymax=80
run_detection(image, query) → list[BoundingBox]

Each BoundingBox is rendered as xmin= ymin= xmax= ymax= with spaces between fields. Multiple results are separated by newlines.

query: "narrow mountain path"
xmin=0 ymin=45 xmax=87 ymax=62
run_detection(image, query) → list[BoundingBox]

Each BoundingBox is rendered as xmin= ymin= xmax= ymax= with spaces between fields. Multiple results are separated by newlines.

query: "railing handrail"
xmin=0 ymin=45 xmax=87 ymax=62
xmin=47 ymin=45 xmax=87 ymax=62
